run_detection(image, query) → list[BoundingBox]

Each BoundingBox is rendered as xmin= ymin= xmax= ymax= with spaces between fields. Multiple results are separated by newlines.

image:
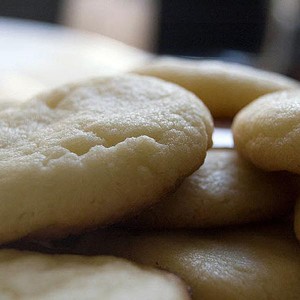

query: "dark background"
xmin=0 ymin=0 xmax=269 ymax=55
xmin=0 ymin=0 xmax=299 ymax=78
xmin=158 ymin=0 xmax=268 ymax=56
xmin=0 ymin=0 xmax=61 ymax=23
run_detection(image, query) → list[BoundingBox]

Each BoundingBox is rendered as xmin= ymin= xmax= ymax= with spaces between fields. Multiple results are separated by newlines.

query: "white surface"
xmin=0 ymin=17 xmax=149 ymax=100
xmin=213 ymin=127 xmax=234 ymax=148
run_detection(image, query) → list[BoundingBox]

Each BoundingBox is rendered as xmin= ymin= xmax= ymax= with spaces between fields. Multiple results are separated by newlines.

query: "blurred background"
xmin=0 ymin=0 xmax=299 ymax=100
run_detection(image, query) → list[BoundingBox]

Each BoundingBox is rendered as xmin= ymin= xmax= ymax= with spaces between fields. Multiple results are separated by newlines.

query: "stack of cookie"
xmin=0 ymin=59 xmax=300 ymax=299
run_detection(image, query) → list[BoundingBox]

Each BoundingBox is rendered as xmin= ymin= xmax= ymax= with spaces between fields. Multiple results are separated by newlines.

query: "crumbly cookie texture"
xmin=133 ymin=57 xmax=299 ymax=118
xmin=0 ymin=74 xmax=213 ymax=244
xmin=232 ymin=90 xmax=300 ymax=174
xmin=71 ymin=224 xmax=300 ymax=300
xmin=124 ymin=149 xmax=296 ymax=229
xmin=0 ymin=250 xmax=190 ymax=300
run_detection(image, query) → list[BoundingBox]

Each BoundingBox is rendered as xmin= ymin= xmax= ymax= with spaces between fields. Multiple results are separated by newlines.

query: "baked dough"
xmin=72 ymin=224 xmax=300 ymax=300
xmin=232 ymin=90 xmax=300 ymax=174
xmin=125 ymin=149 xmax=296 ymax=228
xmin=133 ymin=57 xmax=299 ymax=118
xmin=0 ymin=250 xmax=190 ymax=300
xmin=0 ymin=74 xmax=213 ymax=244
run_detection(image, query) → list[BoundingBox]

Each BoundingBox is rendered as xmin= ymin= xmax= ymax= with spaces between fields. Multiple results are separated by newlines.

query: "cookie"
xmin=232 ymin=90 xmax=300 ymax=174
xmin=133 ymin=57 xmax=299 ymax=118
xmin=124 ymin=149 xmax=295 ymax=229
xmin=0 ymin=74 xmax=213 ymax=244
xmin=71 ymin=224 xmax=300 ymax=300
xmin=0 ymin=250 xmax=190 ymax=300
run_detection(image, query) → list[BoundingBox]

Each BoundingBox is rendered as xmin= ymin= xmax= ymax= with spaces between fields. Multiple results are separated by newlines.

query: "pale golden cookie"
xmin=133 ymin=57 xmax=299 ymax=118
xmin=124 ymin=149 xmax=295 ymax=229
xmin=0 ymin=250 xmax=190 ymax=300
xmin=232 ymin=90 xmax=300 ymax=174
xmin=0 ymin=74 xmax=213 ymax=244
xmin=72 ymin=224 xmax=300 ymax=300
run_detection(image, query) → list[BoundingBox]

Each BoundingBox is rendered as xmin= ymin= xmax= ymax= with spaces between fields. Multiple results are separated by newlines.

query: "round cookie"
xmin=0 ymin=250 xmax=190 ymax=300
xmin=133 ymin=57 xmax=299 ymax=118
xmin=70 ymin=224 xmax=300 ymax=300
xmin=0 ymin=74 xmax=213 ymax=244
xmin=123 ymin=149 xmax=296 ymax=229
xmin=232 ymin=90 xmax=300 ymax=174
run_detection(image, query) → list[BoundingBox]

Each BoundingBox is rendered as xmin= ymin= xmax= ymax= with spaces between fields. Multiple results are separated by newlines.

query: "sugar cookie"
xmin=232 ymin=90 xmax=300 ymax=174
xmin=124 ymin=149 xmax=295 ymax=229
xmin=71 ymin=224 xmax=300 ymax=300
xmin=0 ymin=250 xmax=190 ymax=300
xmin=0 ymin=74 xmax=213 ymax=244
xmin=133 ymin=57 xmax=299 ymax=118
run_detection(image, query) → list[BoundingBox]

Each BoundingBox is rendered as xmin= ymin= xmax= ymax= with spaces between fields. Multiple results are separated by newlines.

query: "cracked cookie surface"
xmin=0 ymin=75 xmax=213 ymax=244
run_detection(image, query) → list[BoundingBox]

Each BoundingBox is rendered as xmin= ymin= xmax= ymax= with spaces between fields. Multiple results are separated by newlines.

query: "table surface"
xmin=0 ymin=17 xmax=149 ymax=99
